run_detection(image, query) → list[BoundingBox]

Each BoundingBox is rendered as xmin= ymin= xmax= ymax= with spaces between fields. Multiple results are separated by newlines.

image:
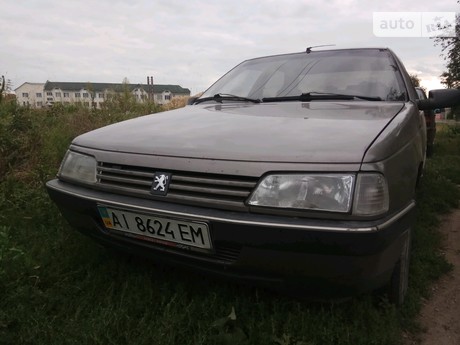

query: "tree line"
xmin=436 ymin=2 xmax=460 ymax=88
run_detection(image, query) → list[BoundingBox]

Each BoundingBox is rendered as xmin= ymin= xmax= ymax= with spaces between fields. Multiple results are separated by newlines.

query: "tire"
xmin=388 ymin=229 xmax=411 ymax=306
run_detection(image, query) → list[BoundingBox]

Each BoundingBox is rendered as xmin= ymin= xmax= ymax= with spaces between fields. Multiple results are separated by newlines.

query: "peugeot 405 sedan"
xmin=46 ymin=48 xmax=460 ymax=305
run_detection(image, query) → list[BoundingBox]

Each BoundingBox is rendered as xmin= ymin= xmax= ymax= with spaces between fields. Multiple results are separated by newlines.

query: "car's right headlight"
xmin=58 ymin=150 xmax=97 ymax=184
xmin=247 ymin=172 xmax=389 ymax=216
xmin=247 ymin=174 xmax=354 ymax=213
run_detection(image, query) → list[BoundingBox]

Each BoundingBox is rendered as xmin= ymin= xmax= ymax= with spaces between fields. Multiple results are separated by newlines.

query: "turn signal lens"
xmin=353 ymin=173 xmax=389 ymax=216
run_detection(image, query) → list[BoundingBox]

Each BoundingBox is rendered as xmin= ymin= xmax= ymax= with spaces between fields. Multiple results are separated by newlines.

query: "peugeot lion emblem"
xmin=151 ymin=172 xmax=171 ymax=196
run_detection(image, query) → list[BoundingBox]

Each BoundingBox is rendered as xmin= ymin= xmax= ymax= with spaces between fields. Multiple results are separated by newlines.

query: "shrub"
xmin=0 ymin=99 xmax=174 ymax=183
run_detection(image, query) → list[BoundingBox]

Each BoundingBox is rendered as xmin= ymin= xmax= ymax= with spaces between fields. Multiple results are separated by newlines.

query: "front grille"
xmin=213 ymin=243 xmax=242 ymax=262
xmin=96 ymin=162 xmax=259 ymax=211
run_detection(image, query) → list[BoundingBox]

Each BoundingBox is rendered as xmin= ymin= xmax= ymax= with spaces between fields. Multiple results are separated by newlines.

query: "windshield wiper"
xmin=193 ymin=92 xmax=381 ymax=105
xmin=193 ymin=93 xmax=261 ymax=105
xmin=262 ymin=92 xmax=382 ymax=103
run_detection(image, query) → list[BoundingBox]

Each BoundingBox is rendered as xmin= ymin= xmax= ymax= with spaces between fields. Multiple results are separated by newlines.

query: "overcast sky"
xmin=1 ymin=0 xmax=458 ymax=95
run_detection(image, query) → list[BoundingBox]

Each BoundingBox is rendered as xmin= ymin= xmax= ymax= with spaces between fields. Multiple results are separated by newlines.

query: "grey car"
xmin=415 ymin=87 xmax=437 ymax=156
xmin=46 ymin=48 xmax=460 ymax=305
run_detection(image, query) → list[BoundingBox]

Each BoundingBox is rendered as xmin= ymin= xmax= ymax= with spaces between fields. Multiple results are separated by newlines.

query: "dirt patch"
xmin=406 ymin=209 xmax=460 ymax=345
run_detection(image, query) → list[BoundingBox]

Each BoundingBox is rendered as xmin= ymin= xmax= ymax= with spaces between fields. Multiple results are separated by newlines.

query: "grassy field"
xmin=1 ymin=101 xmax=459 ymax=345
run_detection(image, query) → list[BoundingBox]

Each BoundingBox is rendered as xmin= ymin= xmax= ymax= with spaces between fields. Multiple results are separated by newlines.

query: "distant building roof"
xmin=14 ymin=82 xmax=45 ymax=91
xmin=43 ymin=81 xmax=190 ymax=94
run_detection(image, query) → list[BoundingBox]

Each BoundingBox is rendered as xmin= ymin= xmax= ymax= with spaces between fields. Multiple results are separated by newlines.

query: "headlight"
xmin=248 ymin=174 xmax=354 ymax=213
xmin=58 ymin=150 xmax=97 ymax=184
xmin=248 ymin=173 xmax=389 ymax=216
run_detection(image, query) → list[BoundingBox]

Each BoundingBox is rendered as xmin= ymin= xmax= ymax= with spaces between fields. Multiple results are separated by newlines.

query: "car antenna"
xmin=306 ymin=44 xmax=335 ymax=53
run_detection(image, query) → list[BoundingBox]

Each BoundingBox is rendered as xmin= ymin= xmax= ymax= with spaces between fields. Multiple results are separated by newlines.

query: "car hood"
xmin=73 ymin=101 xmax=404 ymax=163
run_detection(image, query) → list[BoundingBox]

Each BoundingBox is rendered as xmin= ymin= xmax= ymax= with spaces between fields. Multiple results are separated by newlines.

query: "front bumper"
xmin=46 ymin=179 xmax=415 ymax=298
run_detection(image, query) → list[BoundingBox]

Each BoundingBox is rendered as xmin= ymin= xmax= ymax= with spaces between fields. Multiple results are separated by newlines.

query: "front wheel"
xmin=388 ymin=229 xmax=412 ymax=306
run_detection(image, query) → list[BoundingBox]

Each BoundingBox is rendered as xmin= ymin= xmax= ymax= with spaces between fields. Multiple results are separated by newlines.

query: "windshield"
xmin=201 ymin=49 xmax=407 ymax=102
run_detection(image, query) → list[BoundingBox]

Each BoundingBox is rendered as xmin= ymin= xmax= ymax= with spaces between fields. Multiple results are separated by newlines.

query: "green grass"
xmin=0 ymin=102 xmax=459 ymax=345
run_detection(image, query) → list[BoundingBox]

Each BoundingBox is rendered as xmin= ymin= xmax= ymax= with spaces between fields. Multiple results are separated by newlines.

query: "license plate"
xmin=98 ymin=206 xmax=212 ymax=250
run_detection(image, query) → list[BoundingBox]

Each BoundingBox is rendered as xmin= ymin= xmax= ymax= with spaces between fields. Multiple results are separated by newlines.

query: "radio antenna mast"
xmin=306 ymin=44 xmax=336 ymax=53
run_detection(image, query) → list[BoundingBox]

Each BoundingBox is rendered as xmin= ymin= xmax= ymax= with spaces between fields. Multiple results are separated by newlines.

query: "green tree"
xmin=0 ymin=76 xmax=5 ymax=104
xmin=434 ymin=4 xmax=460 ymax=119
xmin=409 ymin=74 xmax=421 ymax=87
xmin=409 ymin=74 xmax=427 ymax=94
xmin=101 ymin=78 xmax=137 ymax=114
xmin=86 ymin=82 xmax=96 ymax=109
xmin=434 ymin=4 xmax=460 ymax=88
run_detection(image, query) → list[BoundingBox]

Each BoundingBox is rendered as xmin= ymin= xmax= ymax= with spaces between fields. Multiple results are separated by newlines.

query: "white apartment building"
xmin=15 ymin=83 xmax=45 ymax=107
xmin=15 ymin=81 xmax=191 ymax=108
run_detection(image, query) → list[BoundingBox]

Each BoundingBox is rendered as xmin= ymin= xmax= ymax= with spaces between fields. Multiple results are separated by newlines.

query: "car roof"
xmin=243 ymin=47 xmax=394 ymax=62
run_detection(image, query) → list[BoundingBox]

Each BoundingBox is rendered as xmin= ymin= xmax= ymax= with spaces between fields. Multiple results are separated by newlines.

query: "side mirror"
xmin=417 ymin=89 xmax=460 ymax=110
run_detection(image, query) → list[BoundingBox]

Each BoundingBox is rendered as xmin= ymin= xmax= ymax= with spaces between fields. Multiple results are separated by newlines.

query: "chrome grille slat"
xmin=97 ymin=174 xmax=153 ymax=186
xmin=170 ymin=183 xmax=251 ymax=198
xmin=173 ymin=175 xmax=256 ymax=188
xmin=98 ymin=166 xmax=154 ymax=178
xmin=165 ymin=193 xmax=245 ymax=208
xmin=96 ymin=162 xmax=258 ymax=211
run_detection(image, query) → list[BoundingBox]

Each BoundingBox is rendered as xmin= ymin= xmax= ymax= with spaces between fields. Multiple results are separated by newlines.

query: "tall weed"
xmin=0 ymin=99 xmax=170 ymax=183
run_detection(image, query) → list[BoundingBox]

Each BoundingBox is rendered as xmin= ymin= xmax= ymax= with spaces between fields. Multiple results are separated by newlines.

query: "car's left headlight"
xmin=58 ymin=150 xmax=97 ymax=184
xmin=248 ymin=174 xmax=354 ymax=213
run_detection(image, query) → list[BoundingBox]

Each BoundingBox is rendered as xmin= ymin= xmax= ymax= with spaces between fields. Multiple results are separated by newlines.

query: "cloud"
xmin=1 ymin=0 xmax=458 ymax=94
